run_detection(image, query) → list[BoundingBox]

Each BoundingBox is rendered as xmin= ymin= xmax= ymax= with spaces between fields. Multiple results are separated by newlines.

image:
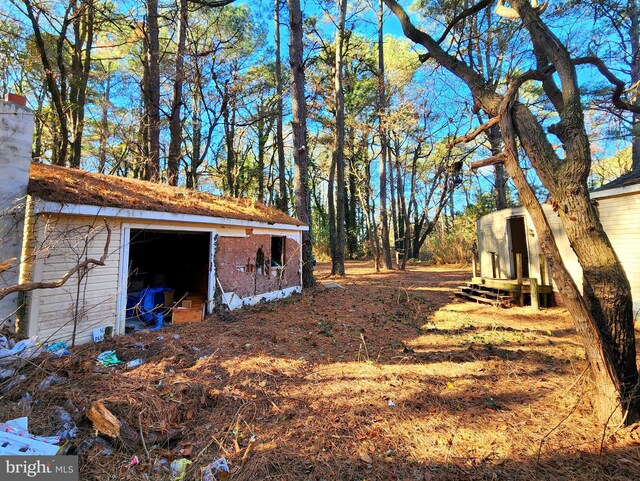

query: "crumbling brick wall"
xmin=216 ymin=234 xmax=300 ymax=298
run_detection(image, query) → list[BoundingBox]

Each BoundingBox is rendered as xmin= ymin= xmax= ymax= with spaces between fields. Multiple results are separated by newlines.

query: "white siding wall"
xmin=477 ymin=195 xmax=639 ymax=313
xmin=597 ymin=194 xmax=640 ymax=313
xmin=543 ymin=205 xmax=582 ymax=293
xmin=477 ymin=205 xmax=572 ymax=287
xmin=478 ymin=207 xmax=545 ymax=281
xmin=25 ymin=215 xmax=121 ymax=345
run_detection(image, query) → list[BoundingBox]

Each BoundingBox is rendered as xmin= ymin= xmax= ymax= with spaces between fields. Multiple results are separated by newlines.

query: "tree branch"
xmin=449 ymin=116 xmax=499 ymax=148
xmin=436 ymin=0 xmax=494 ymax=45
xmin=574 ymin=56 xmax=640 ymax=115
xmin=188 ymin=0 xmax=236 ymax=6
xmin=0 ymin=221 xmax=112 ymax=301
xmin=470 ymin=153 xmax=506 ymax=170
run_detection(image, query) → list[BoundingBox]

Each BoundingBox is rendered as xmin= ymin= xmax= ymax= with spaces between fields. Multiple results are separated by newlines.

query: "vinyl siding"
xmin=477 ymin=194 xmax=640 ymax=314
xmin=597 ymin=195 xmax=640 ymax=313
xmin=26 ymin=215 xmax=121 ymax=345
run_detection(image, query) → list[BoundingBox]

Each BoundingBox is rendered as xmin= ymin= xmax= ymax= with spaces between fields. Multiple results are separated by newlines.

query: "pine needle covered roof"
xmin=27 ymin=163 xmax=305 ymax=226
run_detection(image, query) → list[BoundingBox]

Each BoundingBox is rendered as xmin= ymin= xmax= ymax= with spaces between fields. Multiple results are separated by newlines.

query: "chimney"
xmin=0 ymin=93 xmax=34 ymax=329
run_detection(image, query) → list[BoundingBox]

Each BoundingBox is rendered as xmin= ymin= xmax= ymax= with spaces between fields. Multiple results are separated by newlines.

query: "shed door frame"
xmin=505 ymin=216 xmax=530 ymax=279
xmin=116 ymin=224 xmax=216 ymax=335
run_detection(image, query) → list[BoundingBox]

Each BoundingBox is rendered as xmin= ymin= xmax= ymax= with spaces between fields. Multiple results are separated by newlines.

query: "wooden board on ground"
xmin=322 ymin=280 xmax=345 ymax=289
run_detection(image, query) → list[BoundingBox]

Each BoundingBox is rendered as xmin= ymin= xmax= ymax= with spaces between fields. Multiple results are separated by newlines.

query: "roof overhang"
xmin=590 ymin=182 xmax=640 ymax=200
xmin=34 ymin=200 xmax=309 ymax=232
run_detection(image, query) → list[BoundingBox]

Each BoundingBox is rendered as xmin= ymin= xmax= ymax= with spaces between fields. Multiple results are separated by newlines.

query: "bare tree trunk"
xmin=393 ymin=140 xmax=409 ymax=269
xmin=378 ymin=0 xmax=392 ymax=269
xmin=167 ymin=0 xmax=188 ymax=186
xmin=500 ymin=103 xmax=637 ymax=424
xmin=22 ymin=0 xmax=94 ymax=168
xmin=328 ymin=156 xmax=337 ymax=267
xmin=487 ymin=124 xmax=507 ymax=209
xmin=287 ymin=0 xmax=315 ymax=287
xmin=98 ymin=64 xmax=111 ymax=174
xmin=256 ymin=117 xmax=269 ymax=204
xmin=222 ymin=82 xmax=237 ymax=195
xmin=69 ymin=0 xmax=94 ymax=169
xmin=358 ymin=156 xmax=381 ymax=272
xmin=274 ymin=0 xmax=288 ymax=211
xmin=388 ymin=138 xmax=398 ymax=264
xmin=631 ymin=0 xmax=640 ymax=171
xmin=407 ymin=142 xmax=421 ymax=259
xmin=144 ymin=0 xmax=161 ymax=181
xmin=347 ymin=155 xmax=359 ymax=258
xmin=332 ymin=0 xmax=347 ymax=275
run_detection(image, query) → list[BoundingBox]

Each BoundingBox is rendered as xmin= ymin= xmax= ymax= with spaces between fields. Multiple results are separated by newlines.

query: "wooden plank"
xmin=530 ymin=278 xmax=539 ymax=310
xmin=454 ymin=292 xmax=500 ymax=306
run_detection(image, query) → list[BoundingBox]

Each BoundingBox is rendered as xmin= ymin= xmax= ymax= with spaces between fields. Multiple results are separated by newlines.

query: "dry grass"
xmin=2 ymin=261 xmax=640 ymax=480
xmin=28 ymin=163 xmax=303 ymax=226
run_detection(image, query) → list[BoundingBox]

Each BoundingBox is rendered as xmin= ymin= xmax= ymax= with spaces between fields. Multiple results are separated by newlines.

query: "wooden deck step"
xmin=460 ymin=286 xmax=509 ymax=298
xmin=454 ymin=291 xmax=503 ymax=306
xmin=453 ymin=282 xmax=514 ymax=307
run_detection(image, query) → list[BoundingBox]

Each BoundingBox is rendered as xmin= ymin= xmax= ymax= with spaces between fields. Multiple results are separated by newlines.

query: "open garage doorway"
xmin=125 ymin=229 xmax=211 ymax=329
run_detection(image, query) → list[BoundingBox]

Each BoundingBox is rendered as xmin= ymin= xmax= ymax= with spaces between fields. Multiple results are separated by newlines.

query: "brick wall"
xmin=217 ymin=234 xmax=300 ymax=298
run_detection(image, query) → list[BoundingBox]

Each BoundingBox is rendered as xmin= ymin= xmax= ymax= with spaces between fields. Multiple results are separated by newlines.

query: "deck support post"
xmin=516 ymin=253 xmax=523 ymax=305
xmin=530 ymin=277 xmax=539 ymax=310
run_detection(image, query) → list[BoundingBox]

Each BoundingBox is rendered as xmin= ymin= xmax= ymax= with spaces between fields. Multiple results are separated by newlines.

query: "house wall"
xmin=477 ymin=205 xmax=580 ymax=288
xmin=21 ymin=210 xmax=304 ymax=344
xmin=0 ymin=99 xmax=34 ymax=328
xmin=216 ymin=232 xmax=301 ymax=300
xmin=477 ymin=196 xmax=639 ymax=313
xmin=596 ymin=194 xmax=640 ymax=314
xmin=478 ymin=206 xmax=548 ymax=283
xmin=23 ymin=214 xmax=121 ymax=345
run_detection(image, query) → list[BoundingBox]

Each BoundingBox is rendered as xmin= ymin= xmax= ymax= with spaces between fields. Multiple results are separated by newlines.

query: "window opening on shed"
xmin=271 ymin=236 xmax=285 ymax=268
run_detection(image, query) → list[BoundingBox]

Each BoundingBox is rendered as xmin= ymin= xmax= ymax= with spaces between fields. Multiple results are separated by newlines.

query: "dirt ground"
xmin=2 ymin=261 xmax=640 ymax=480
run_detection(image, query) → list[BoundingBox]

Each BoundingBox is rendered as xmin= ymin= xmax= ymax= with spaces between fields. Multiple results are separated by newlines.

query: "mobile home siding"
xmin=597 ymin=194 xmax=640 ymax=313
xmin=477 ymin=195 xmax=639 ymax=313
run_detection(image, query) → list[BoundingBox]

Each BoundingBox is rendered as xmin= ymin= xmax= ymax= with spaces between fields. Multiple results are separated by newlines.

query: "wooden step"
xmin=460 ymin=286 xmax=510 ymax=300
xmin=454 ymin=287 xmax=513 ymax=307
xmin=454 ymin=291 xmax=502 ymax=306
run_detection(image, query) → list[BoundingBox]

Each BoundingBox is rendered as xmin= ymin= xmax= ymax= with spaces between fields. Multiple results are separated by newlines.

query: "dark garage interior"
xmin=126 ymin=229 xmax=210 ymax=327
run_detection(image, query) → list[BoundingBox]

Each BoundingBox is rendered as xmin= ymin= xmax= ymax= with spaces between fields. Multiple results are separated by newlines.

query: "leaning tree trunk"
xmin=630 ymin=0 xmax=640 ymax=171
xmin=500 ymin=94 xmax=637 ymax=423
xmin=287 ymin=0 xmax=315 ymax=287
xmin=382 ymin=0 xmax=639 ymax=424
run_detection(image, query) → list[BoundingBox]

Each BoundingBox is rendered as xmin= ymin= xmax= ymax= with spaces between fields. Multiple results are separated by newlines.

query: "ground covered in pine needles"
xmin=2 ymin=261 xmax=640 ymax=480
